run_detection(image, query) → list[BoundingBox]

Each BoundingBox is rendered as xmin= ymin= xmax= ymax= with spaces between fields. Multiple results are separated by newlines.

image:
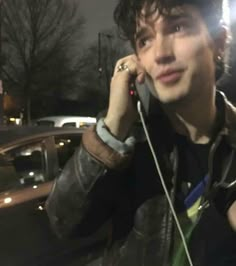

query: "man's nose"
xmin=153 ymin=36 xmax=175 ymax=65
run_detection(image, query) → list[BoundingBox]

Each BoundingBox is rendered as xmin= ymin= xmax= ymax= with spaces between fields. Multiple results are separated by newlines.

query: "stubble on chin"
xmin=153 ymin=83 xmax=190 ymax=107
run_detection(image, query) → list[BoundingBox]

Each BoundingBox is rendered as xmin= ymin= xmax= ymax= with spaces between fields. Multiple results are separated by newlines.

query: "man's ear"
xmin=213 ymin=24 xmax=228 ymax=59
xmin=227 ymin=201 xmax=236 ymax=231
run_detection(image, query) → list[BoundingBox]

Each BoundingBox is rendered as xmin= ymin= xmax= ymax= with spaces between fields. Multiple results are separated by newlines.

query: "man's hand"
xmin=227 ymin=201 xmax=236 ymax=231
xmin=104 ymin=54 xmax=145 ymax=141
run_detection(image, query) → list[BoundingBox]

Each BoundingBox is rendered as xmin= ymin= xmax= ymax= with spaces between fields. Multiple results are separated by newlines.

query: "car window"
xmin=62 ymin=122 xmax=76 ymax=127
xmin=0 ymin=142 xmax=46 ymax=192
xmin=36 ymin=120 xmax=54 ymax=127
xmin=55 ymin=135 xmax=81 ymax=169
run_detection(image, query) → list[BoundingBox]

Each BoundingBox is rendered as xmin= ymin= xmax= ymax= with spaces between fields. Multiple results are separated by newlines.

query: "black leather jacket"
xmin=46 ymin=92 xmax=236 ymax=266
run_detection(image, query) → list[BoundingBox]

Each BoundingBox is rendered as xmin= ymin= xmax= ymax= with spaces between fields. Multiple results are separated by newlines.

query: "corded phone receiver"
xmin=133 ymin=80 xmax=151 ymax=116
xmin=132 ymin=76 xmax=163 ymax=118
xmin=133 ymin=77 xmax=194 ymax=266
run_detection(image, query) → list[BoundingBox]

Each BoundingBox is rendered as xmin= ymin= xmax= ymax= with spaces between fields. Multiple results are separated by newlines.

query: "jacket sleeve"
xmin=214 ymin=184 xmax=236 ymax=217
xmin=45 ymin=125 xmax=133 ymax=239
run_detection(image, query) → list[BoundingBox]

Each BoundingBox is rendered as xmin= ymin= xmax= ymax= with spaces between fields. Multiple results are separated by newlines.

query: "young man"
xmin=46 ymin=0 xmax=236 ymax=265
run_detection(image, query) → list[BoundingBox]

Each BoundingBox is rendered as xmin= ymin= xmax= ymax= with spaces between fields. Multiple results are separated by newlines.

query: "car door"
xmin=0 ymin=132 xmax=105 ymax=266
xmin=0 ymin=137 xmax=58 ymax=266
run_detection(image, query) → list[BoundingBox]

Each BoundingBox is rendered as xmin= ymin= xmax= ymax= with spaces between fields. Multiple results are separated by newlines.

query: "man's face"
xmin=135 ymin=5 xmax=218 ymax=105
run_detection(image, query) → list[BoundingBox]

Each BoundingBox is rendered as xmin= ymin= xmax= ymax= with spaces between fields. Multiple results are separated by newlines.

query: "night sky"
xmin=79 ymin=0 xmax=233 ymax=44
xmin=80 ymin=0 xmax=117 ymax=44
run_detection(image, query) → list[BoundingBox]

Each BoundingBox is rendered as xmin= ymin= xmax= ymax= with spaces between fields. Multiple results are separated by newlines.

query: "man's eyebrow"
xmin=134 ymin=27 xmax=148 ymax=41
xmin=134 ymin=13 xmax=193 ymax=40
xmin=164 ymin=13 xmax=194 ymax=22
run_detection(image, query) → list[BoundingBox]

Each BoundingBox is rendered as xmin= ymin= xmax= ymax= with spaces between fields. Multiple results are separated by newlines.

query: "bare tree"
xmin=74 ymin=29 xmax=130 ymax=116
xmin=2 ymin=0 xmax=85 ymax=123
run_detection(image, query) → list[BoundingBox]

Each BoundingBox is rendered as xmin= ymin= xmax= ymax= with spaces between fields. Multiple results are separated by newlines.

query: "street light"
xmin=0 ymin=0 xmax=3 ymax=125
xmin=97 ymin=32 xmax=114 ymax=90
xmin=223 ymin=0 xmax=230 ymax=26
xmin=98 ymin=32 xmax=113 ymax=74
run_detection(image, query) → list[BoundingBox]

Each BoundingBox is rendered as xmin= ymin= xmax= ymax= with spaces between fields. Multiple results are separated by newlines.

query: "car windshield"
xmin=0 ymin=143 xmax=45 ymax=193
xmin=36 ymin=120 xmax=54 ymax=127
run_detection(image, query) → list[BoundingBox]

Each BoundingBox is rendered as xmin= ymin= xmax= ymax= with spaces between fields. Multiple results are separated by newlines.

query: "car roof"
xmin=0 ymin=126 xmax=85 ymax=147
xmin=37 ymin=116 xmax=96 ymax=122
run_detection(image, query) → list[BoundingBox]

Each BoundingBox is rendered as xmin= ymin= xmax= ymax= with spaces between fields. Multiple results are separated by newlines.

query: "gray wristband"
xmin=96 ymin=118 xmax=136 ymax=155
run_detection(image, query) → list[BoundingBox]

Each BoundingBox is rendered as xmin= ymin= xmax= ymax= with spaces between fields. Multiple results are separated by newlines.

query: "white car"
xmin=36 ymin=116 xmax=96 ymax=128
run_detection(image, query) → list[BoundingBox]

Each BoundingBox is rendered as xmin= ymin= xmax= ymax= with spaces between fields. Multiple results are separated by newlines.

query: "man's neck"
xmin=163 ymin=92 xmax=217 ymax=144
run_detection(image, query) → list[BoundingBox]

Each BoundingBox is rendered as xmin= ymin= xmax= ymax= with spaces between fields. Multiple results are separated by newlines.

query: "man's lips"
xmin=156 ymin=69 xmax=185 ymax=84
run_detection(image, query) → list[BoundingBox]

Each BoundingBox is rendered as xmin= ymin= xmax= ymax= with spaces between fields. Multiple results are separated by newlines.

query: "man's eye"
xmin=171 ymin=21 xmax=192 ymax=34
xmin=138 ymin=37 xmax=151 ymax=48
xmin=139 ymin=38 xmax=147 ymax=47
xmin=174 ymin=24 xmax=185 ymax=32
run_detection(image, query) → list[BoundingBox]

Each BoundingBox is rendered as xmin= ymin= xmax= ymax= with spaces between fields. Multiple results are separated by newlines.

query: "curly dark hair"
xmin=113 ymin=0 xmax=225 ymax=79
xmin=114 ymin=0 xmax=223 ymax=48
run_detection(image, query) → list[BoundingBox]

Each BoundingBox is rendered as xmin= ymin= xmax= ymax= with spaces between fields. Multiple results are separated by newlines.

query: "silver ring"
xmin=117 ymin=63 xmax=130 ymax=73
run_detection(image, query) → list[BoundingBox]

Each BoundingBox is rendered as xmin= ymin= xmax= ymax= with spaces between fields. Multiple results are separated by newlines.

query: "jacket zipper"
xmin=163 ymin=146 xmax=179 ymax=266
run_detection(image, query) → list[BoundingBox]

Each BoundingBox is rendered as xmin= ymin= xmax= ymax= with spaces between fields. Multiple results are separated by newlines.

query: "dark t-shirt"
xmin=173 ymin=133 xmax=236 ymax=266
xmin=175 ymin=133 xmax=210 ymax=207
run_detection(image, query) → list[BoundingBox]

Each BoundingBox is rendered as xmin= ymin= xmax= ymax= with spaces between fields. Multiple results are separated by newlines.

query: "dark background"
xmin=0 ymin=0 xmax=236 ymax=124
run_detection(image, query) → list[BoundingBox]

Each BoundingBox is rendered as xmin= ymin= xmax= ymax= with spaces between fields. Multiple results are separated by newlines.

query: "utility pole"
xmin=97 ymin=32 xmax=113 ymax=91
xmin=98 ymin=32 xmax=102 ymax=78
xmin=0 ymin=0 xmax=3 ymax=126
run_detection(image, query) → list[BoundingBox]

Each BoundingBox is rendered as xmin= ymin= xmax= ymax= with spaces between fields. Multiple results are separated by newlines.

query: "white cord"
xmin=137 ymin=100 xmax=194 ymax=266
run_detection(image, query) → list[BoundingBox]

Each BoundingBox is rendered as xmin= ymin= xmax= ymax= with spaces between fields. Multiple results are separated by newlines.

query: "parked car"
xmin=36 ymin=116 xmax=97 ymax=128
xmin=0 ymin=126 xmax=105 ymax=266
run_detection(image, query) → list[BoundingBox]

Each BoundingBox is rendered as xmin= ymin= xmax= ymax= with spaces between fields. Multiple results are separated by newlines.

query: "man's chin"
xmin=156 ymin=90 xmax=189 ymax=107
